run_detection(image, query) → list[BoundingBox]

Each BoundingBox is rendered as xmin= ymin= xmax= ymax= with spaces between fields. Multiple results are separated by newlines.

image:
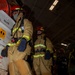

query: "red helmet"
xmin=11 ymin=5 xmax=23 ymax=11
xmin=36 ymin=26 xmax=44 ymax=31
xmin=10 ymin=5 xmax=23 ymax=17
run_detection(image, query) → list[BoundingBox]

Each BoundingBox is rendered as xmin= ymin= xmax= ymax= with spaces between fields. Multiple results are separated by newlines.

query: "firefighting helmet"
xmin=11 ymin=5 xmax=23 ymax=20
xmin=36 ymin=26 xmax=44 ymax=35
xmin=11 ymin=5 xmax=23 ymax=11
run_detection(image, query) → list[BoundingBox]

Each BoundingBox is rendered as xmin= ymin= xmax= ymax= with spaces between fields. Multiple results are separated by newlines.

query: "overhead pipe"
xmin=53 ymin=18 xmax=75 ymax=44
xmin=33 ymin=0 xmax=51 ymax=25
xmin=52 ymin=15 xmax=75 ymax=39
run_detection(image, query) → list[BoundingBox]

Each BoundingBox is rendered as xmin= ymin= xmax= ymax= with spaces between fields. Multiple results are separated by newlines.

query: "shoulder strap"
xmin=20 ymin=17 xmax=24 ymax=27
xmin=44 ymin=36 xmax=46 ymax=47
xmin=12 ymin=17 xmax=24 ymax=37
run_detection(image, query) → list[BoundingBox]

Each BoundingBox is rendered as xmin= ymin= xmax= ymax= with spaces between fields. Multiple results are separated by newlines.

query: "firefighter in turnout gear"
xmin=33 ymin=26 xmax=54 ymax=75
xmin=7 ymin=5 xmax=33 ymax=75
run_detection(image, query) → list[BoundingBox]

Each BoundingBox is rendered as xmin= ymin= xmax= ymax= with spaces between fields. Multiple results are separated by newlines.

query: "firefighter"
xmin=33 ymin=26 xmax=53 ymax=75
xmin=2 ymin=5 xmax=33 ymax=75
xmin=68 ymin=42 xmax=75 ymax=75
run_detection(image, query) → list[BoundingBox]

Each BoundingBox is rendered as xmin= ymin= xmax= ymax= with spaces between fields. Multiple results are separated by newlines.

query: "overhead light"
xmin=49 ymin=5 xmax=55 ymax=10
xmin=49 ymin=0 xmax=59 ymax=11
xmin=61 ymin=43 xmax=68 ymax=47
xmin=53 ymin=0 xmax=59 ymax=5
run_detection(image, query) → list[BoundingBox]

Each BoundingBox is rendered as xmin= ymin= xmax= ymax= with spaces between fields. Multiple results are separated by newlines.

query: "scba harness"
xmin=33 ymin=36 xmax=52 ymax=60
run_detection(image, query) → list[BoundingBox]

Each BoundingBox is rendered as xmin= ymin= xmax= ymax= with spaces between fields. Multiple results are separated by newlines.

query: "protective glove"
xmin=18 ymin=38 xmax=27 ymax=52
xmin=1 ymin=45 xmax=9 ymax=57
xmin=44 ymin=50 xmax=51 ymax=60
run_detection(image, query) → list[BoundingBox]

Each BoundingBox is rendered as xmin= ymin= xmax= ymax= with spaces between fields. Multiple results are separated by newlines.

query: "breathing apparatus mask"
xmin=13 ymin=11 xmax=19 ymax=20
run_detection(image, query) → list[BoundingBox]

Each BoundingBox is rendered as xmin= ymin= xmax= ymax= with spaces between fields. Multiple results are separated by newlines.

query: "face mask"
xmin=13 ymin=13 xmax=18 ymax=20
xmin=37 ymin=30 xmax=42 ymax=35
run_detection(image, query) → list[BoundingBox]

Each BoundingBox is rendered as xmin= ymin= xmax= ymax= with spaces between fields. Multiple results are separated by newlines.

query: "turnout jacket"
xmin=8 ymin=12 xmax=33 ymax=61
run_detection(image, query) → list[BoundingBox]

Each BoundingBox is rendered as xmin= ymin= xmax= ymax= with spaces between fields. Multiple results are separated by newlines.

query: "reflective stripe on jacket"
xmin=34 ymin=44 xmax=46 ymax=48
xmin=34 ymin=34 xmax=53 ymax=53
xmin=33 ymin=54 xmax=45 ymax=58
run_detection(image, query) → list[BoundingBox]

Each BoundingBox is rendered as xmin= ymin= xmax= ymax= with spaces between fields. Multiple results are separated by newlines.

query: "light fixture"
xmin=53 ymin=0 xmax=59 ymax=5
xmin=49 ymin=5 xmax=55 ymax=10
xmin=49 ymin=0 xmax=59 ymax=11
xmin=61 ymin=43 xmax=68 ymax=47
